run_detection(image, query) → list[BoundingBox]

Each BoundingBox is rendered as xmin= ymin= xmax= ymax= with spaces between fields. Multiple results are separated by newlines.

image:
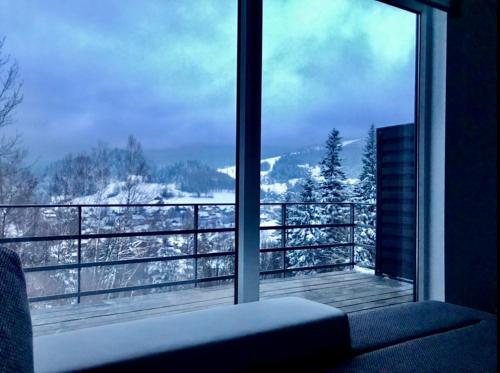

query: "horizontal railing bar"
xmin=261 ymin=243 xmax=353 ymax=253
xmin=260 ymin=223 xmax=354 ymax=231
xmin=260 ymin=262 xmax=354 ymax=276
xmin=28 ymin=275 xmax=235 ymax=303
xmin=0 ymin=203 xmax=236 ymax=208
xmin=260 ymin=202 xmax=354 ymax=206
xmin=0 ymin=224 xmax=361 ymax=244
xmin=23 ymin=251 xmax=235 ymax=273
xmin=0 ymin=227 xmax=235 ymax=244
xmin=0 ymin=202 xmax=374 ymax=209
xmin=354 ymin=243 xmax=376 ymax=249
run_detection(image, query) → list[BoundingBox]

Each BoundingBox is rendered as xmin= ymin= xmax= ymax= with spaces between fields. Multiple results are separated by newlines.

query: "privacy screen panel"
xmin=375 ymin=123 xmax=416 ymax=282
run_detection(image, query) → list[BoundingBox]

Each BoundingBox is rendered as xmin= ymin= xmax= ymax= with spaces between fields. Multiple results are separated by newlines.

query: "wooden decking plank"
xmin=31 ymin=276 xmax=398 ymax=326
xmin=31 ymin=290 xmax=234 ymax=326
xmin=32 ymin=272 xmax=413 ymax=336
xmin=263 ymin=276 xmax=410 ymax=298
xmin=34 ymin=298 xmax=233 ymax=336
xmin=339 ymin=295 xmax=414 ymax=313
xmin=31 ymin=271 xmax=358 ymax=319
xmin=264 ymin=285 xmax=412 ymax=306
xmin=31 ymin=272 xmax=369 ymax=322
xmin=328 ymin=290 xmax=413 ymax=308
xmin=32 ymin=278 xmax=408 ymax=327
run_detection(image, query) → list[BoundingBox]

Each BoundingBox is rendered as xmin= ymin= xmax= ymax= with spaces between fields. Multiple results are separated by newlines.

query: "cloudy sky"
xmin=0 ymin=0 xmax=416 ymax=164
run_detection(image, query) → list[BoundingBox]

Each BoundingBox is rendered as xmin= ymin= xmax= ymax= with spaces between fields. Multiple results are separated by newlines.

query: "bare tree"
xmin=0 ymin=38 xmax=22 ymax=150
xmin=0 ymin=37 xmax=36 ymax=237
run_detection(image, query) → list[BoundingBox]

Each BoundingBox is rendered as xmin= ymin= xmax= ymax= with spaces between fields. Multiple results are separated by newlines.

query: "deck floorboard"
xmin=31 ymin=270 xmax=412 ymax=336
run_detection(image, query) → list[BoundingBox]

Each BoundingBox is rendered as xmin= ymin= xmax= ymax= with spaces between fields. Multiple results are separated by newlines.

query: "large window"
xmin=0 ymin=1 xmax=238 ymax=334
xmin=258 ymin=0 xmax=418 ymax=312
xmin=0 ymin=0 xmax=439 ymax=335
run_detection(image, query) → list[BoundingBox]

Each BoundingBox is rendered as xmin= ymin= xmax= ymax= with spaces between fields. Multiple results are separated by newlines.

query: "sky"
xmin=0 ymin=0 xmax=416 ymax=165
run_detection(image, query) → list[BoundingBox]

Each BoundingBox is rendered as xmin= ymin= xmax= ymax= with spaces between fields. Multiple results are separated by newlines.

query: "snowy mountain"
xmin=41 ymin=138 xmax=364 ymax=205
xmin=218 ymin=138 xmax=364 ymax=201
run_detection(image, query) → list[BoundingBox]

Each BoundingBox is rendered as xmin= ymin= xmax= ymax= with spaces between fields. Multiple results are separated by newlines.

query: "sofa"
xmin=1 ymin=247 xmax=497 ymax=372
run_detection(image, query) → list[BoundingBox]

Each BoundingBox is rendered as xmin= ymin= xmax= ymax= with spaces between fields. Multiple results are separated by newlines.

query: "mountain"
xmin=145 ymin=144 xmax=298 ymax=169
xmin=218 ymin=138 xmax=365 ymax=200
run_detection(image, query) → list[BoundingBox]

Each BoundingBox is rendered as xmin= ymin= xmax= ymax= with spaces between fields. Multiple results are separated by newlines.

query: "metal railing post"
xmin=77 ymin=206 xmax=82 ymax=304
xmin=350 ymin=203 xmax=355 ymax=269
xmin=194 ymin=204 xmax=199 ymax=288
xmin=281 ymin=204 xmax=287 ymax=278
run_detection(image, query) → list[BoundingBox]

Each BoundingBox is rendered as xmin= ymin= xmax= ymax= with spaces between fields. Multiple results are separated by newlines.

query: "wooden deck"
xmin=31 ymin=270 xmax=413 ymax=336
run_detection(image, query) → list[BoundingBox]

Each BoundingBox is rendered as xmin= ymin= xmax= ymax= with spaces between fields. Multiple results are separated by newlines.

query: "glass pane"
xmin=260 ymin=0 xmax=417 ymax=313
xmin=0 ymin=1 xmax=237 ymax=335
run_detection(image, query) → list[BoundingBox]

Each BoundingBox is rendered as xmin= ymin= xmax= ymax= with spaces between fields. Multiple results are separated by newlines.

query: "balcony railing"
xmin=0 ymin=202 xmax=375 ymax=304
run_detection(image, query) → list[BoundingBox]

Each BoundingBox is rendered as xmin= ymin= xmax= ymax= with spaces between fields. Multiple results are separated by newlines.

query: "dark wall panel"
xmin=376 ymin=123 xmax=416 ymax=282
xmin=445 ymin=0 xmax=497 ymax=314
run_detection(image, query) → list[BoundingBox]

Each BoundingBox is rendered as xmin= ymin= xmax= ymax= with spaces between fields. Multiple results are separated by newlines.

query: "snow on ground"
xmin=354 ymin=265 xmax=375 ymax=275
xmin=72 ymin=182 xmax=176 ymax=205
xmin=71 ymin=181 xmax=235 ymax=205
xmin=217 ymin=165 xmax=236 ymax=179
xmin=345 ymin=178 xmax=360 ymax=185
xmin=260 ymin=182 xmax=287 ymax=194
xmin=166 ymin=191 xmax=235 ymax=204
xmin=217 ymin=155 xmax=282 ymax=180
xmin=342 ymin=138 xmax=363 ymax=147
xmin=260 ymin=156 xmax=281 ymax=178
xmin=260 ymin=218 xmax=279 ymax=227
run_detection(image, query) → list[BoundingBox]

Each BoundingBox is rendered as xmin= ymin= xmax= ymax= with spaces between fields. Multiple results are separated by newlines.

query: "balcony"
xmin=0 ymin=202 xmax=412 ymax=336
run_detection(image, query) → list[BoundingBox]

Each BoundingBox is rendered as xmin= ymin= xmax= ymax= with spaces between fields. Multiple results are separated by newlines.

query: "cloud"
xmin=0 ymin=0 xmax=415 ymax=162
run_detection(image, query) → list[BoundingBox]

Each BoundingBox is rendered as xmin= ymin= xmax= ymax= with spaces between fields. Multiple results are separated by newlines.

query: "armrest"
xmin=34 ymin=297 xmax=350 ymax=372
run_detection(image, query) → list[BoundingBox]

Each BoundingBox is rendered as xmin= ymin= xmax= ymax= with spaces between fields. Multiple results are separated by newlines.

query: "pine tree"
xmin=307 ymin=128 xmax=355 ymax=270
xmin=356 ymin=124 xmax=377 ymax=203
xmin=354 ymin=124 xmax=377 ymax=267
xmin=317 ymin=128 xmax=349 ymax=253
xmin=319 ymin=128 xmax=347 ymax=204
xmin=286 ymin=172 xmax=326 ymax=270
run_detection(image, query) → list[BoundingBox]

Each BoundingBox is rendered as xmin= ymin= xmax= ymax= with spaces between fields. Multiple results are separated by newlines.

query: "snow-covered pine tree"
xmin=286 ymin=172 xmax=321 ymax=270
xmin=355 ymin=123 xmax=376 ymax=203
xmin=318 ymin=128 xmax=349 ymax=255
xmin=354 ymin=124 xmax=377 ymax=267
xmin=319 ymin=128 xmax=348 ymax=204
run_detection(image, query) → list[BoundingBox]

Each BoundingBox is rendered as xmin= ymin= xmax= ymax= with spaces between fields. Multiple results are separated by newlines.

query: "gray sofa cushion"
xmin=347 ymin=300 xmax=495 ymax=354
xmin=334 ymin=317 xmax=497 ymax=372
xmin=34 ymin=297 xmax=351 ymax=372
xmin=0 ymin=246 xmax=34 ymax=373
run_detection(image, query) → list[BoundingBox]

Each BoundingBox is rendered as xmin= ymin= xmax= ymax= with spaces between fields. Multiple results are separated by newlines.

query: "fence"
xmin=0 ymin=202 xmax=375 ymax=304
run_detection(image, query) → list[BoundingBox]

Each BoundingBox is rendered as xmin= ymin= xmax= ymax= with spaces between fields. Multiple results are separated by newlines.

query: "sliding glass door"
xmin=258 ymin=0 xmax=419 ymax=313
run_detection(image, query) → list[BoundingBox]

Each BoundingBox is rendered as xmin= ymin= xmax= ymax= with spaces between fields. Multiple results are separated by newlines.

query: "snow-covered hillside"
xmin=217 ymin=139 xmax=364 ymax=201
xmin=65 ymin=139 xmax=364 ymax=205
xmin=71 ymin=181 xmax=235 ymax=205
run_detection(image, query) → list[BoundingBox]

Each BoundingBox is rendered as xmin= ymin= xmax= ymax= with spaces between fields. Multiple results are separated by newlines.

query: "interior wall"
xmin=444 ymin=0 xmax=497 ymax=313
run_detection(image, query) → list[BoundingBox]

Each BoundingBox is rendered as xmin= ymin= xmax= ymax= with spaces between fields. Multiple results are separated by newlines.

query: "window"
xmin=0 ymin=0 xmax=445 ymax=335
xmin=0 ymin=1 xmax=238 ymax=334
xmin=258 ymin=0 xmax=418 ymax=312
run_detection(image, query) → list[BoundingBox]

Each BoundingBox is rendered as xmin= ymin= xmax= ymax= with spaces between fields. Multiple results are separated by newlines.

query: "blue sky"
xmin=0 ymin=0 xmax=416 ymax=163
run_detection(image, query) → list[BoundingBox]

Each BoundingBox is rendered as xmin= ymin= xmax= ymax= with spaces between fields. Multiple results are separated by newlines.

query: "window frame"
xmin=235 ymin=0 xmax=447 ymax=303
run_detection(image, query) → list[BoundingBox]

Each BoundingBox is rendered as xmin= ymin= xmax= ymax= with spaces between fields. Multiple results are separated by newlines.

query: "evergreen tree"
xmin=286 ymin=172 xmax=322 ymax=269
xmin=354 ymin=124 xmax=377 ymax=267
xmin=318 ymin=128 xmax=349 ymax=250
xmin=355 ymin=124 xmax=377 ymax=203
xmin=319 ymin=128 xmax=348 ymax=203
